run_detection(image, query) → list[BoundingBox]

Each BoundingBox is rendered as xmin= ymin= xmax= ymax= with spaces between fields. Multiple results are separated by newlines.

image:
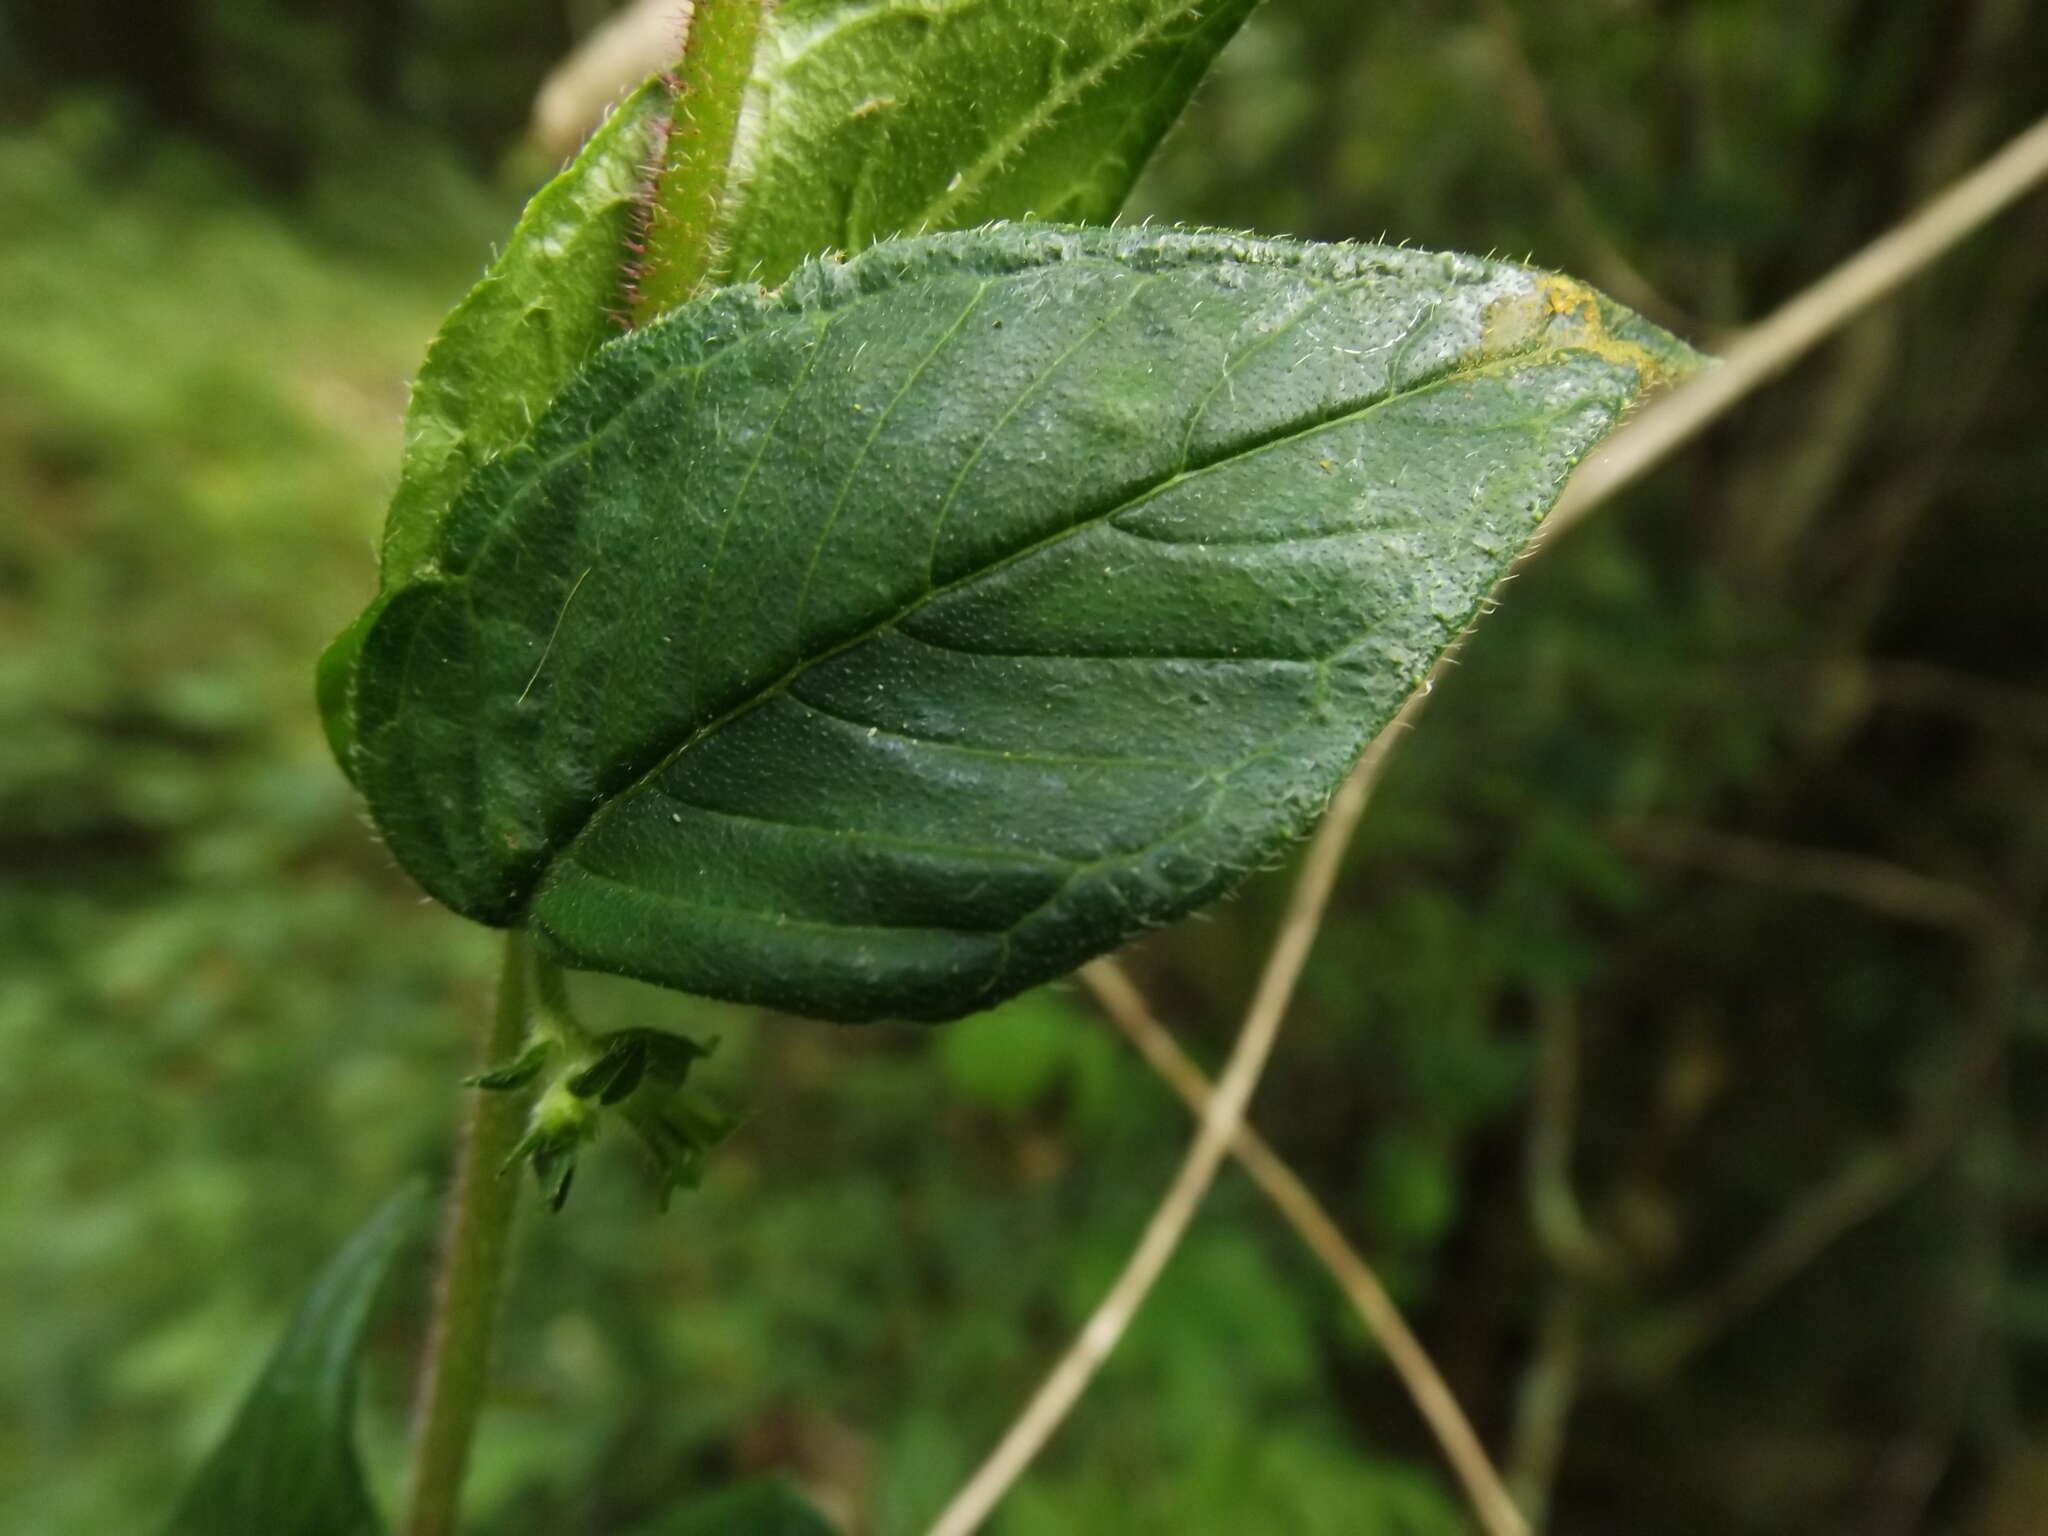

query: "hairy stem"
xmin=403 ymin=932 xmax=536 ymax=1536
xmin=631 ymin=0 xmax=768 ymax=320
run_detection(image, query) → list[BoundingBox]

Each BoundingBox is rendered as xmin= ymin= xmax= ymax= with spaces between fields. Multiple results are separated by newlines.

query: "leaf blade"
xmin=380 ymin=81 xmax=673 ymax=585
xmin=162 ymin=1187 xmax=424 ymax=1536
xmin=349 ymin=227 xmax=1699 ymax=1021
xmin=648 ymin=0 xmax=1264 ymax=293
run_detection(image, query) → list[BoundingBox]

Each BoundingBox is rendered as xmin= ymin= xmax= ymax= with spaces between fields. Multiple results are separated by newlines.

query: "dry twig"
xmin=1079 ymin=957 xmax=1531 ymax=1536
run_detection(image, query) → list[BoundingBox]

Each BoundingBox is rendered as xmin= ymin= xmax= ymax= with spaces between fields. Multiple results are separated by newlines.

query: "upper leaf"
xmin=382 ymin=83 xmax=676 ymax=591
xmin=636 ymin=0 xmax=1264 ymax=310
xmin=162 ymin=1187 xmax=423 ymax=1536
xmin=345 ymin=225 xmax=1697 ymax=1023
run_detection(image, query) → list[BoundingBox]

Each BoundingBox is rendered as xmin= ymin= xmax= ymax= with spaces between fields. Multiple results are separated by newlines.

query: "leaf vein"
xmin=791 ymin=279 xmax=993 ymax=643
xmin=786 ymin=688 xmax=1196 ymax=769
xmin=649 ymin=785 xmax=1073 ymax=868
xmin=679 ymin=318 xmax=834 ymax=720
xmin=921 ymin=273 xmax=1163 ymax=587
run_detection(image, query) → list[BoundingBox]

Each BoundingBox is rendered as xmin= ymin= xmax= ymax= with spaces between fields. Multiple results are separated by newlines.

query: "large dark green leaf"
xmin=628 ymin=1477 xmax=839 ymax=1536
xmin=162 ymin=1187 xmax=423 ymax=1536
xmin=343 ymin=225 xmax=1698 ymax=1022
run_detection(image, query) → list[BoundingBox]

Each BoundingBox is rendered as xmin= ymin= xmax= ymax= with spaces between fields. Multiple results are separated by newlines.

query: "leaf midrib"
xmin=519 ymin=342 xmax=1569 ymax=919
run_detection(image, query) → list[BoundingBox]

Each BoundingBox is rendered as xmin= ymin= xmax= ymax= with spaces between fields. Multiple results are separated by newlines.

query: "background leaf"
xmin=628 ymin=1477 xmax=839 ymax=1536
xmin=940 ymin=990 xmax=1106 ymax=1117
xmin=347 ymin=225 xmax=1697 ymax=1021
xmin=162 ymin=1186 xmax=423 ymax=1536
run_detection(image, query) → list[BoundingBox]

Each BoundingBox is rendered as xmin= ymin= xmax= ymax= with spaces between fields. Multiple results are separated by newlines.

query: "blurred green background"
xmin=3 ymin=3 xmax=2045 ymax=1532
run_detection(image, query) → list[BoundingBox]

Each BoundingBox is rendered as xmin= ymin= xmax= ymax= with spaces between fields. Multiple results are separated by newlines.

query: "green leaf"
xmin=341 ymin=225 xmax=1698 ymax=1023
xmin=628 ymin=1477 xmax=839 ymax=1536
xmin=635 ymin=0 xmax=1264 ymax=310
xmin=380 ymin=81 xmax=673 ymax=588
xmin=162 ymin=1187 xmax=424 ymax=1536
xmin=319 ymin=81 xmax=673 ymax=776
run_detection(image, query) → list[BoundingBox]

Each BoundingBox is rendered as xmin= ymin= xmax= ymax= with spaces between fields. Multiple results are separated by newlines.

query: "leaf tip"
xmin=1492 ymin=272 xmax=1707 ymax=392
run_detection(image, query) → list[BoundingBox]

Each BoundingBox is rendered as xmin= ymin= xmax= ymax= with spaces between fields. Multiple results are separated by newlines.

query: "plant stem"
xmin=403 ymin=931 xmax=536 ymax=1536
xmin=632 ymin=0 xmax=769 ymax=320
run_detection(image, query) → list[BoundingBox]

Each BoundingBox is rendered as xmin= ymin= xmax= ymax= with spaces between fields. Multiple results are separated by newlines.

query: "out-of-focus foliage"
xmin=163 ymin=1188 xmax=423 ymax=1536
xmin=630 ymin=1477 xmax=840 ymax=1536
xmin=4 ymin=4 xmax=2046 ymax=1535
xmin=1 ymin=0 xmax=576 ymax=187
xmin=0 ymin=100 xmax=501 ymax=1536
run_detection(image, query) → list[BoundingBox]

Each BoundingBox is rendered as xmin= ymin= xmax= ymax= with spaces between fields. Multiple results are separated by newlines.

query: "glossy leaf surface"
xmin=162 ymin=1188 xmax=422 ymax=1536
xmin=344 ymin=226 xmax=1696 ymax=1022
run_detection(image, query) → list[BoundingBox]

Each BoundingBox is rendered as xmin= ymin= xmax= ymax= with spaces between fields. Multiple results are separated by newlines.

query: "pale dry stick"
xmin=1080 ymin=958 xmax=1531 ymax=1536
xmin=928 ymin=111 xmax=2048 ymax=1536
xmin=926 ymin=698 xmax=1417 ymax=1536
xmin=531 ymin=0 xmax=693 ymax=156
xmin=1544 ymin=111 xmax=2048 ymax=539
